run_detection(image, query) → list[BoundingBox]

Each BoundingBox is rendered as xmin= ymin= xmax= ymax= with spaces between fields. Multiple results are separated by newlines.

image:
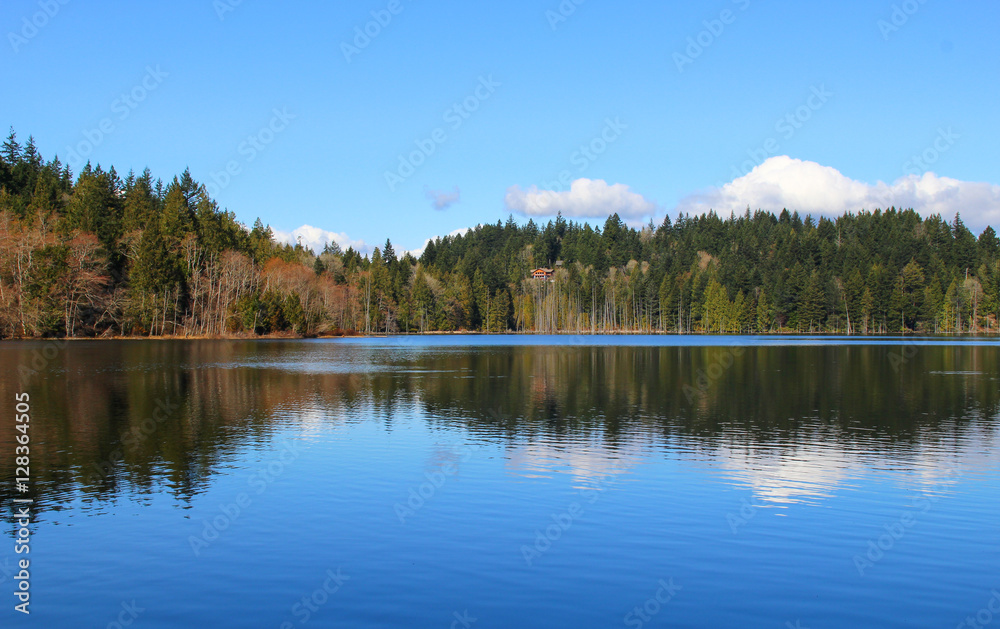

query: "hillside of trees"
xmin=1 ymin=128 xmax=999 ymax=338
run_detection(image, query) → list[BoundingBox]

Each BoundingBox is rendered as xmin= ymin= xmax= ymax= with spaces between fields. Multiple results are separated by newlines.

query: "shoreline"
xmin=3 ymin=330 xmax=999 ymax=342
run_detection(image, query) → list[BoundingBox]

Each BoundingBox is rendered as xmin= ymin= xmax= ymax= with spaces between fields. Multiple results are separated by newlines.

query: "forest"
xmin=1 ymin=128 xmax=999 ymax=338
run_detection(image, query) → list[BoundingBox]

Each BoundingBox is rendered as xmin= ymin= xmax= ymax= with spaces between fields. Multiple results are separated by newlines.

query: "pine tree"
xmin=412 ymin=272 xmax=433 ymax=332
xmin=900 ymin=260 xmax=925 ymax=330
xmin=844 ymin=269 xmax=865 ymax=334
xmin=755 ymin=289 xmax=771 ymax=333
xmin=472 ymin=268 xmax=488 ymax=330
xmin=888 ymin=276 xmax=904 ymax=332
xmin=797 ymin=271 xmax=825 ymax=332
xmin=860 ymin=287 xmax=874 ymax=334
xmin=489 ymin=288 xmax=510 ymax=332
xmin=952 ymin=214 xmax=977 ymax=273
xmin=733 ymin=290 xmax=750 ymax=333
xmin=701 ymin=278 xmax=730 ymax=333
xmin=978 ymin=226 xmax=999 ymax=262
xmin=161 ymin=180 xmax=194 ymax=237
xmin=123 ymin=169 xmax=157 ymax=234
xmin=2 ymin=127 xmax=21 ymax=165
xmin=941 ymin=278 xmax=959 ymax=332
xmin=988 ymin=263 xmax=1000 ymax=332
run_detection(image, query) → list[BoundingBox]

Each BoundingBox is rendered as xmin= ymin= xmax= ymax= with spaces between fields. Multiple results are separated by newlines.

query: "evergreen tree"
xmin=900 ymin=260 xmax=925 ymax=330
xmin=755 ymin=289 xmax=772 ymax=333
xmin=923 ymin=277 xmax=944 ymax=332
xmin=796 ymin=271 xmax=825 ymax=332
xmin=2 ymin=127 xmax=21 ymax=165
xmin=3 ymin=126 xmax=999 ymax=338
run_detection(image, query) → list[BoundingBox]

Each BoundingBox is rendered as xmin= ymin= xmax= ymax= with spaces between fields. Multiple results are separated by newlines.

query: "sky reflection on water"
xmin=1 ymin=337 xmax=998 ymax=628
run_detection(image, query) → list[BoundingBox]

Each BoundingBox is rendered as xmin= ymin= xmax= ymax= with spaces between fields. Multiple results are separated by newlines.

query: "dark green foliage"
xmin=416 ymin=206 xmax=999 ymax=333
xmin=1 ymin=127 xmax=998 ymax=337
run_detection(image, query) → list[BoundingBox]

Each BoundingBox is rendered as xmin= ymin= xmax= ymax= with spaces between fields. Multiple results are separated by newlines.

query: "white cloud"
xmin=271 ymin=224 xmax=368 ymax=254
xmin=676 ymin=156 xmax=1000 ymax=230
xmin=505 ymin=178 xmax=657 ymax=223
xmin=408 ymin=227 xmax=472 ymax=258
xmin=426 ymin=186 xmax=461 ymax=210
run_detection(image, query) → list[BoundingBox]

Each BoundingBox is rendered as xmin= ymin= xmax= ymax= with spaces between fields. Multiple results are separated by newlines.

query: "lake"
xmin=2 ymin=336 xmax=999 ymax=628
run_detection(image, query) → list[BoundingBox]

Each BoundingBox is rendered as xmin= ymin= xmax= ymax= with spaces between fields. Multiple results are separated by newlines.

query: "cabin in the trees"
xmin=531 ymin=268 xmax=555 ymax=280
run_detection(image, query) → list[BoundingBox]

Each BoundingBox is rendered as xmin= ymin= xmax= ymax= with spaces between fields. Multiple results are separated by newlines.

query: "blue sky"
xmin=3 ymin=0 xmax=999 ymax=253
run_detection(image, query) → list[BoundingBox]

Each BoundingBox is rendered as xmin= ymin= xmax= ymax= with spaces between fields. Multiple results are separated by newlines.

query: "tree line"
xmin=1 ymin=127 xmax=998 ymax=338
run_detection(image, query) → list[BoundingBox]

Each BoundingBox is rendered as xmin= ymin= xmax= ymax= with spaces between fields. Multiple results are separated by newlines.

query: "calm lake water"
xmin=2 ymin=336 xmax=1000 ymax=628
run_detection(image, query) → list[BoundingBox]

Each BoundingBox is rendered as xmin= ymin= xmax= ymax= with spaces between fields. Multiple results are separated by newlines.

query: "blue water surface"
xmin=1 ymin=336 xmax=998 ymax=628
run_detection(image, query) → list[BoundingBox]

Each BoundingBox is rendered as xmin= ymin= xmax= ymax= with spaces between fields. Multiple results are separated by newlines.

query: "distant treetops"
xmin=1 ymin=127 xmax=998 ymax=338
